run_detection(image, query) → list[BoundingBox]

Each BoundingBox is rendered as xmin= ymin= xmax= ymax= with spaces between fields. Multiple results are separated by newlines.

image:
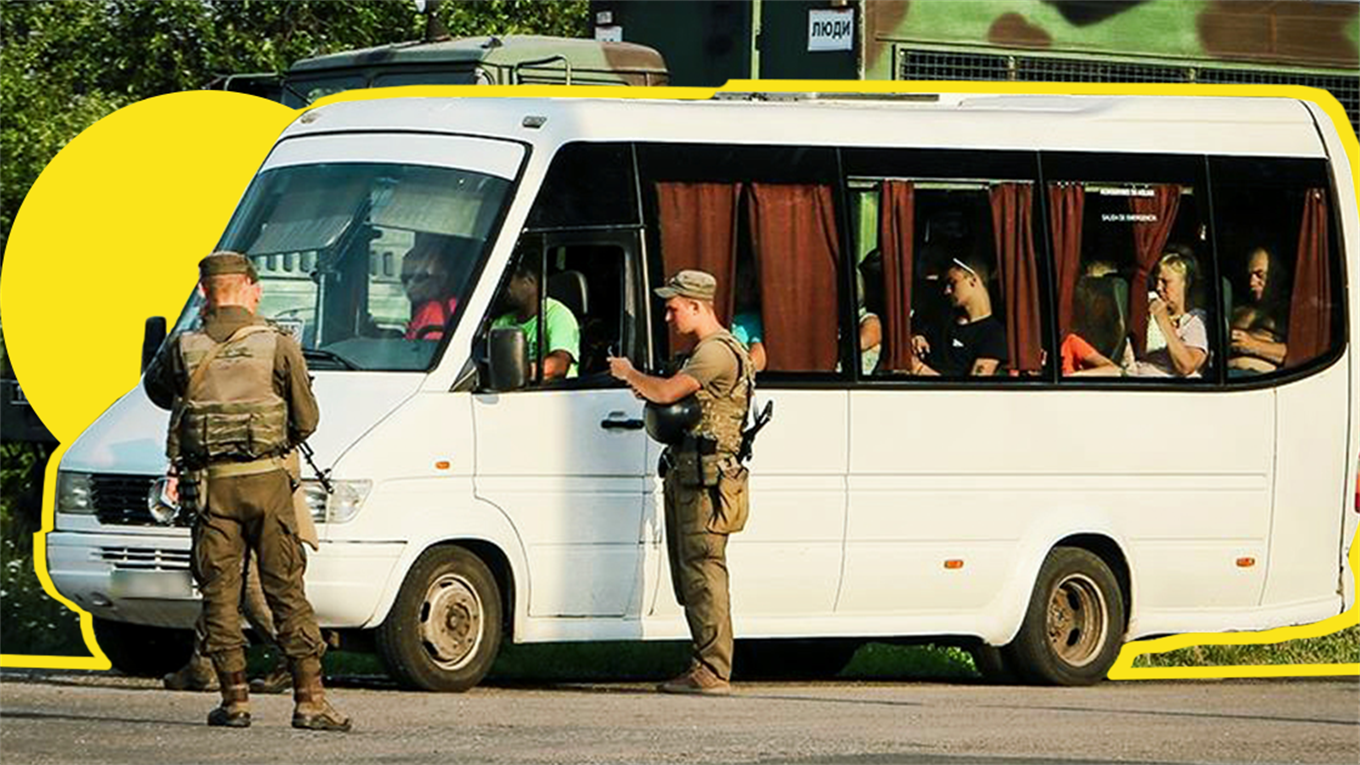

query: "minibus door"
xmin=471 ymin=232 xmax=649 ymax=620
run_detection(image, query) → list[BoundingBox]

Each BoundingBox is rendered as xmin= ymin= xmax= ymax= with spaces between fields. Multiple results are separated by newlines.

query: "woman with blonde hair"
xmin=1125 ymin=246 xmax=1209 ymax=378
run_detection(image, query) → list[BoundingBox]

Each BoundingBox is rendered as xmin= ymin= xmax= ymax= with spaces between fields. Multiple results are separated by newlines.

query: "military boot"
xmin=290 ymin=663 xmax=352 ymax=732
xmin=206 ymin=670 xmax=251 ymax=728
xmin=163 ymin=651 xmax=218 ymax=692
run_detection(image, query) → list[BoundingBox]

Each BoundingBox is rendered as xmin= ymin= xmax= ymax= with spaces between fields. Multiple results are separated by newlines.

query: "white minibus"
xmin=48 ymin=92 xmax=1358 ymax=688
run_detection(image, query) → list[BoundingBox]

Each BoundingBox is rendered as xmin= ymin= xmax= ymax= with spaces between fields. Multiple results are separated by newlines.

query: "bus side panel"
xmin=324 ymin=391 xmax=533 ymax=633
xmin=1305 ymin=100 xmax=1360 ymax=612
xmin=843 ymin=389 xmax=1273 ymax=620
xmin=1264 ymin=363 xmax=1349 ymax=609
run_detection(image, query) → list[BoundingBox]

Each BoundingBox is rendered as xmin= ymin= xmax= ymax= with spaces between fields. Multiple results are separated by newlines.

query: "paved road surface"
xmin=1 ymin=671 xmax=1356 ymax=764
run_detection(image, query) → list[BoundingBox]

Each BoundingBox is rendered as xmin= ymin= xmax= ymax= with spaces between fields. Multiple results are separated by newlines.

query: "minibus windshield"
xmin=178 ymin=162 xmax=511 ymax=371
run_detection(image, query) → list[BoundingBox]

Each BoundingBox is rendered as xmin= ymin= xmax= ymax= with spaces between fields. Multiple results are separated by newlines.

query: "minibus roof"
xmin=282 ymin=94 xmax=1327 ymax=158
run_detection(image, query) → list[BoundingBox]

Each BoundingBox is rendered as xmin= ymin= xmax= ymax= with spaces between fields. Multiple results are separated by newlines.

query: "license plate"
xmin=109 ymin=570 xmax=196 ymax=599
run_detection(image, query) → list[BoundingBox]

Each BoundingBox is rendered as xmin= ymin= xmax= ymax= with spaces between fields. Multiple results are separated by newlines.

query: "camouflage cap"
xmin=198 ymin=251 xmax=257 ymax=282
xmin=654 ymin=269 xmax=717 ymax=301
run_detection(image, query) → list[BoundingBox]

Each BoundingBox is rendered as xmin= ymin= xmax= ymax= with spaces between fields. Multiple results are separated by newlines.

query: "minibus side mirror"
xmin=485 ymin=326 xmax=529 ymax=392
xmin=141 ymin=316 xmax=167 ymax=374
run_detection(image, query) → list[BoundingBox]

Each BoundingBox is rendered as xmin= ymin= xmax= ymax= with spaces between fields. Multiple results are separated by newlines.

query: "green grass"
xmin=1132 ymin=624 xmax=1360 ymax=668
xmin=840 ymin=643 xmax=978 ymax=680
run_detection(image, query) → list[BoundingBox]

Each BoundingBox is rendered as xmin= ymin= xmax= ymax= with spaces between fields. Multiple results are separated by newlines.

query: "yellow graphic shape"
xmin=1 ymin=82 xmax=1355 ymax=680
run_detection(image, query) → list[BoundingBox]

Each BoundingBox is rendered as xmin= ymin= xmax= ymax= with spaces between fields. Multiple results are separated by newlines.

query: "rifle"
xmin=736 ymin=400 xmax=773 ymax=465
xmin=298 ymin=440 xmax=333 ymax=495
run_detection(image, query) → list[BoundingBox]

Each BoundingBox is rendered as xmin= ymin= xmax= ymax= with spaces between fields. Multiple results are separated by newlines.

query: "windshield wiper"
xmin=302 ymin=347 xmax=358 ymax=370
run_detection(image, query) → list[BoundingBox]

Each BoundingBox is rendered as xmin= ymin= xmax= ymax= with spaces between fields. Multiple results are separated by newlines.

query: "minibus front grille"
xmin=97 ymin=546 xmax=192 ymax=571
xmin=91 ymin=473 xmax=161 ymax=526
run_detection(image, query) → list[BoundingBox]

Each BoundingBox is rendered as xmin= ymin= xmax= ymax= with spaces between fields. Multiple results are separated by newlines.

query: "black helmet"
xmin=644 ymin=396 xmax=701 ymax=444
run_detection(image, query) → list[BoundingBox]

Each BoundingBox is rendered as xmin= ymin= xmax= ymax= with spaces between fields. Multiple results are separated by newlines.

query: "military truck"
xmin=210 ymin=34 xmax=669 ymax=106
xmin=590 ymin=0 xmax=1358 ymax=135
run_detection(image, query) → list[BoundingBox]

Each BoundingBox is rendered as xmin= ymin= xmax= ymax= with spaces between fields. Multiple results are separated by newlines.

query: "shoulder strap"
xmin=185 ymin=324 xmax=274 ymax=399
xmin=709 ymin=333 xmax=754 ymax=421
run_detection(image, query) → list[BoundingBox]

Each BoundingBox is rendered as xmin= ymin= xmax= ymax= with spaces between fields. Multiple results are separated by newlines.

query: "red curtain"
xmin=1285 ymin=188 xmax=1333 ymax=366
xmin=748 ymin=184 xmax=841 ymax=371
xmin=1048 ymin=183 xmax=1085 ymax=337
xmin=990 ymin=184 xmax=1043 ymax=373
xmin=655 ymin=182 xmax=742 ymax=353
xmin=879 ymin=181 xmax=915 ymax=372
xmin=1128 ymin=185 xmax=1182 ymax=355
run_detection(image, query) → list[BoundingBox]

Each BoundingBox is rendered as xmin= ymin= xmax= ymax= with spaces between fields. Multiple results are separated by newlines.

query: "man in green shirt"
xmin=492 ymin=262 xmax=580 ymax=381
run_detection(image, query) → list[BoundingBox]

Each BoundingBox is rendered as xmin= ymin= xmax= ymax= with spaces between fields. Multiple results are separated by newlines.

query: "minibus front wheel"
xmin=1006 ymin=546 xmax=1125 ymax=686
xmin=376 ymin=545 xmax=503 ymax=692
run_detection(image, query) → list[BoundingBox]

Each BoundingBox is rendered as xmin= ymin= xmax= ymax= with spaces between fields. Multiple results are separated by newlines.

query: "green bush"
xmin=1 ymin=534 xmax=86 ymax=656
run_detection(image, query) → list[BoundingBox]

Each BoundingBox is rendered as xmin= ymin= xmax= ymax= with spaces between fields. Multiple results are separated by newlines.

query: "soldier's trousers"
xmin=190 ymin=554 xmax=277 ymax=656
xmin=191 ymin=469 xmax=324 ymax=675
xmin=663 ymin=477 xmax=734 ymax=682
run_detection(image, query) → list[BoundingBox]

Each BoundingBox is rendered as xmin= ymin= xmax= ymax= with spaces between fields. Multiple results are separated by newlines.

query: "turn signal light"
xmin=435 ymin=460 xmax=451 ymax=470
xmin=944 ymin=559 xmax=964 ymax=570
xmin=1236 ymin=557 xmax=1256 ymax=568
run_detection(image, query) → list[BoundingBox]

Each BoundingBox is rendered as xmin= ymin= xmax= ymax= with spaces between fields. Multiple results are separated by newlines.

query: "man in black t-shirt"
xmin=912 ymin=258 xmax=1008 ymax=377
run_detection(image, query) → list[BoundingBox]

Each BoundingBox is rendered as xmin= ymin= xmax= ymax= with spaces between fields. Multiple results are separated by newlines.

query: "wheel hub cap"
xmin=1045 ymin=573 xmax=1107 ymax=668
xmin=418 ymin=573 xmax=483 ymax=670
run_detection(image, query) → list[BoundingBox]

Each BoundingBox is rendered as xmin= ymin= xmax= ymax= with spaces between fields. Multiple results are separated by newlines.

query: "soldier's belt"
xmin=204 ymin=455 xmax=287 ymax=479
xmin=670 ymin=448 xmax=738 ymax=488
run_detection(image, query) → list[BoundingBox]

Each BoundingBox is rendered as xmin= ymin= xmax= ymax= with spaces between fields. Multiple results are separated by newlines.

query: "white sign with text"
xmin=808 ymin=8 xmax=854 ymax=52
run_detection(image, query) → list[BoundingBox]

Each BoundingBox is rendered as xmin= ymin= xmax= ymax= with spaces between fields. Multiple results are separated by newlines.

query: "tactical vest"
xmin=690 ymin=331 xmax=754 ymax=456
xmin=169 ymin=326 xmax=289 ymax=467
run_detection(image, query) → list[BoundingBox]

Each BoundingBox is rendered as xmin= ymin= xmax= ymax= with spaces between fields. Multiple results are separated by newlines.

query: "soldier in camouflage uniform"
xmin=609 ymin=269 xmax=753 ymax=695
xmin=144 ymin=252 xmax=349 ymax=731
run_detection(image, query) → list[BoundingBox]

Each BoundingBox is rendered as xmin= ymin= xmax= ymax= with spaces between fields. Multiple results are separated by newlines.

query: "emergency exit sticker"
xmin=808 ymin=8 xmax=854 ymax=52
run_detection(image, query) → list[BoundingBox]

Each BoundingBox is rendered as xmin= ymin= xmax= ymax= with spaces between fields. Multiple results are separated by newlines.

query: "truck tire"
xmin=1006 ymin=547 xmax=1125 ymax=686
xmin=92 ymin=617 xmax=193 ymax=677
xmin=376 ymin=546 xmax=503 ymax=692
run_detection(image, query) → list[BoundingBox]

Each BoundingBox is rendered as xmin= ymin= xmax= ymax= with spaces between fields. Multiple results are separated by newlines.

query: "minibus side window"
xmin=1210 ymin=157 xmax=1344 ymax=379
xmin=638 ymin=144 xmax=844 ymax=376
xmin=484 ymin=239 xmax=627 ymax=386
xmin=526 ymin=143 xmax=638 ymax=230
xmin=842 ymin=148 xmax=1049 ymax=381
xmin=1041 ymin=154 xmax=1215 ymax=382
xmin=483 ymin=142 xmax=642 ymax=388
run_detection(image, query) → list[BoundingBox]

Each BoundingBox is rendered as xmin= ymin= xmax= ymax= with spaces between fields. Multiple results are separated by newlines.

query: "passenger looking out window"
xmin=910 ymin=258 xmax=1007 ymax=377
xmin=1228 ymin=247 xmax=1289 ymax=374
xmin=492 ymin=261 xmax=580 ymax=381
xmin=401 ymin=233 xmax=460 ymax=341
xmin=1123 ymin=247 xmax=1209 ymax=378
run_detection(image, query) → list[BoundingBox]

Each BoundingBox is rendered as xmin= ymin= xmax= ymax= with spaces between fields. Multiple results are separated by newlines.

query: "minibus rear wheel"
xmin=92 ymin=617 xmax=193 ymax=677
xmin=376 ymin=546 xmax=503 ymax=692
xmin=1006 ymin=547 xmax=1125 ymax=686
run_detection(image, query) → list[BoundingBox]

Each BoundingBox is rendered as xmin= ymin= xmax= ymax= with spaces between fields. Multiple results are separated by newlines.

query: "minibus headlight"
xmin=56 ymin=471 xmax=95 ymax=514
xmin=299 ymin=479 xmax=371 ymax=524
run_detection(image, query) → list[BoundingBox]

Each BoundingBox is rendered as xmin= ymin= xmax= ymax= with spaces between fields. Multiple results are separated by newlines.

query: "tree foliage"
xmin=0 ymin=0 xmax=588 ymax=254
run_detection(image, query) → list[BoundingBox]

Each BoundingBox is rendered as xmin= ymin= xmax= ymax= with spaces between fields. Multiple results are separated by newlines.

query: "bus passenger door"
xmin=472 ymin=232 xmax=650 ymax=619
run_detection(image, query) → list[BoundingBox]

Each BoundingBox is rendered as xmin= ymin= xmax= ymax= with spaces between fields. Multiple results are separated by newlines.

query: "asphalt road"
xmin=1 ymin=671 xmax=1356 ymax=764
